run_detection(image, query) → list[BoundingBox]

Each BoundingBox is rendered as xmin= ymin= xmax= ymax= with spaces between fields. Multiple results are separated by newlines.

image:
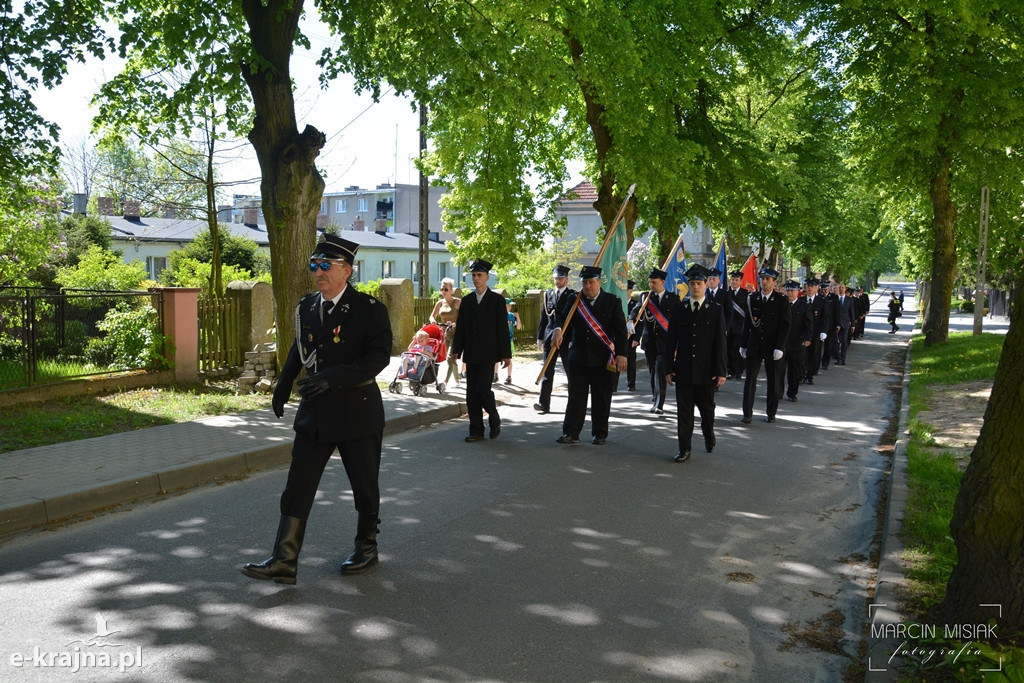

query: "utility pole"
xmin=973 ymin=185 xmax=990 ymax=335
xmin=417 ymin=102 xmax=429 ymax=298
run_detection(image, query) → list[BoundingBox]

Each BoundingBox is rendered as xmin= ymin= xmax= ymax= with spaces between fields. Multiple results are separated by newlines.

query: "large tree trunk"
xmin=922 ymin=147 xmax=958 ymax=346
xmin=941 ymin=273 xmax=1024 ymax=632
xmin=565 ymin=31 xmax=637 ymax=248
xmin=240 ymin=0 xmax=326 ymax=369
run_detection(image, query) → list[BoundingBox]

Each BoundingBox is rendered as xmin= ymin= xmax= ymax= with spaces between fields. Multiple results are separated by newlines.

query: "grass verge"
xmin=899 ymin=331 xmax=1022 ymax=680
xmin=0 ymin=383 xmax=270 ymax=453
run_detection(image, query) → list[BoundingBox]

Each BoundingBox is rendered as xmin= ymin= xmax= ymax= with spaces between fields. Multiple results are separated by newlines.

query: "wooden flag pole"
xmin=628 ymin=232 xmax=686 ymax=324
xmin=534 ymin=184 xmax=636 ymax=385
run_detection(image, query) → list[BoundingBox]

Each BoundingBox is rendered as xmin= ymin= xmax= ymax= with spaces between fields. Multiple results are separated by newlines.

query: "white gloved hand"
xmin=626 ymin=320 xmax=635 ymax=335
xmin=739 ymin=347 xmax=746 ymax=359
xmin=773 ymin=349 xmax=784 ymax=361
xmin=820 ymin=332 xmax=827 ymax=341
xmin=537 ymin=341 xmax=545 ymax=353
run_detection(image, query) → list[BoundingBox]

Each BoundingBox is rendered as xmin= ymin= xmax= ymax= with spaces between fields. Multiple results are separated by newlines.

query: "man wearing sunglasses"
xmin=243 ymin=233 xmax=392 ymax=585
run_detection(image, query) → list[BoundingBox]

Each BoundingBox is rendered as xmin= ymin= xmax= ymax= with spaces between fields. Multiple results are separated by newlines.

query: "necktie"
xmin=322 ymin=300 xmax=334 ymax=321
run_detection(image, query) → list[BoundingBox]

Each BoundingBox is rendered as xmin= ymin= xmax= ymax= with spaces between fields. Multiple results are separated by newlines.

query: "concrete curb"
xmin=865 ymin=332 xmax=914 ymax=681
xmin=0 ymin=403 xmax=466 ymax=538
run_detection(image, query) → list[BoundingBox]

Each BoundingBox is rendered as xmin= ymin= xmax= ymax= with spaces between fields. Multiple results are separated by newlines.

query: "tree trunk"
xmin=240 ymin=0 xmax=326 ymax=369
xmin=922 ymin=147 xmax=958 ymax=346
xmin=566 ymin=31 xmax=637 ymax=248
xmin=941 ymin=273 xmax=1024 ymax=632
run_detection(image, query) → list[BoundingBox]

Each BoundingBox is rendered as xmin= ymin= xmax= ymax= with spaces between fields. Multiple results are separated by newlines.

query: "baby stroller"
xmin=388 ymin=323 xmax=448 ymax=397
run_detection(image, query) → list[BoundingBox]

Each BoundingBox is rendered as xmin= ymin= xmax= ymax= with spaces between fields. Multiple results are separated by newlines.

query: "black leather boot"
xmin=241 ymin=515 xmax=306 ymax=585
xmin=339 ymin=513 xmax=379 ymax=574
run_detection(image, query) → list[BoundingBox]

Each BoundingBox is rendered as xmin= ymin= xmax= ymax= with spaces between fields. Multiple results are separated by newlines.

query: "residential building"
xmin=79 ymin=198 xmax=458 ymax=288
xmin=553 ymin=181 xmax=721 ymax=265
xmin=232 ymin=182 xmax=455 ymax=243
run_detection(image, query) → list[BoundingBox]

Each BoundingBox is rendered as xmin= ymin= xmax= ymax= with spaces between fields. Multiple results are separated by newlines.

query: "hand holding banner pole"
xmin=535 ymin=184 xmax=636 ymax=384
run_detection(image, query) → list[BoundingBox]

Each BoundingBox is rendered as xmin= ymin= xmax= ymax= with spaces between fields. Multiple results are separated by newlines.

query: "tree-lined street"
xmin=0 ymin=292 xmax=911 ymax=680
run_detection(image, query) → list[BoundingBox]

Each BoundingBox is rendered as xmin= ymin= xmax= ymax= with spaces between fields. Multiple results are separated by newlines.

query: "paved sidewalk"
xmin=1 ymin=353 xmax=560 ymax=537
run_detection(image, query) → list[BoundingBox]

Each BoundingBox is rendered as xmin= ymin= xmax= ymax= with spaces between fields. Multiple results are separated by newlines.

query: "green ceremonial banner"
xmin=597 ymin=219 xmax=629 ymax=314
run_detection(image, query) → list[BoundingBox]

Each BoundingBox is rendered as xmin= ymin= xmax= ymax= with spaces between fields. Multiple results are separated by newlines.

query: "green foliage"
xmin=166 ymin=230 xmax=269 ymax=277
xmin=495 ymin=238 xmax=588 ymax=298
xmin=354 ymin=279 xmax=382 ymax=299
xmin=0 ymin=180 xmax=62 ymax=287
xmin=91 ymin=136 xmax=208 ymax=217
xmin=85 ymin=301 xmax=168 ymax=370
xmin=160 ymin=257 xmax=266 ymax=295
xmin=626 ymin=239 xmax=660 ymax=287
xmin=54 ymin=245 xmax=148 ymax=291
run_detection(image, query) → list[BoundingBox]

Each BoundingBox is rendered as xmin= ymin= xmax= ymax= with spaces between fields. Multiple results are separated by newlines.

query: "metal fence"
xmin=197 ymin=296 xmax=243 ymax=371
xmin=0 ymin=287 xmax=165 ymax=391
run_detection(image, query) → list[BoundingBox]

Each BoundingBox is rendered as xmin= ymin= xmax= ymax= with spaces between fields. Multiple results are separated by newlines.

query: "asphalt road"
xmin=0 ymin=285 xmax=915 ymax=682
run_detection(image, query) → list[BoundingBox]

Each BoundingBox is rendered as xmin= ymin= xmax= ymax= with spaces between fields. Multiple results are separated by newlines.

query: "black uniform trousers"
xmin=675 ymin=382 xmax=716 ymax=453
xmin=625 ymin=344 xmax=637 ymax=389
xmin=563 ymin=363 xmax=616 ymax=440
xmin=806 ymin=336 xmax=822 ymax=379
xmin=280 ymin=432 xmax=383 ymax=519
xmin=786 ymin=347 xmax=806 ymax=399
xmin=538 ymin=343 xmax=567 ymax=410
xmin=742 ymin=355 xmax=784 ymax=419
xmin=465 ymin=363 xmax=500 ymax=436
xmin=821 ymin=331 xmax=835 ymax=369
xmin=645 ymin=347 xmax=668 ymax=410
xmin=836 ymin=328 xmax=852 ymax=363
xmin=727 ymin=329 xmax=744 ymax=379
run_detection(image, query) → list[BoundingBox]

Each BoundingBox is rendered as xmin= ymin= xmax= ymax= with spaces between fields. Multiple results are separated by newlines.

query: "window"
xmin=438 ymin=261 xmax=449 ymax=282
xmin=336 ymin=199 xmax=347 ymax=213
xmin=411 ymin=261 xmax=420 ymax=283
xmin=357 ymin=198 xmax=369 ymax=212
xmin=319 ymin=200 xmax=326 ymax=214
xmin=257 ymin=206 xmax=263 ymax=216
xmin=382 ymin=260 xmax=394 ymax=278
xmin=146 ymin=256 xmax=167 ymax=280
xmin=352 ymin=260 xmax=363 ymax=282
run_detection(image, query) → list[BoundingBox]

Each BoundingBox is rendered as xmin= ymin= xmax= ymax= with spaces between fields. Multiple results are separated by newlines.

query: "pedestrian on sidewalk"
xmin=242 ymin=234 xmax=392 ymax=585
xmin=887 ymin=290 xmax=902 ymax=333
xmin=429 ymin=277 xmax=461 ymax=386
xmin=450 ymin=259 xmax=511 ymax=442
xmin=663 ymin=264 xmax=727 ymax=463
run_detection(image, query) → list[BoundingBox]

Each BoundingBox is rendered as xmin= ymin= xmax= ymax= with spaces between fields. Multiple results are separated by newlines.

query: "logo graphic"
xmin=9 ymin=613 xmax=142 ymax=674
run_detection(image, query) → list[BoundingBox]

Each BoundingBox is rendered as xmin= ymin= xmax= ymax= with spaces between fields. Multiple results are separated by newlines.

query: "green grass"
xmin=899 ymin=330 xmax=1023 ymax=680
xmin=0 ymin=384 xmax=270 ymax=453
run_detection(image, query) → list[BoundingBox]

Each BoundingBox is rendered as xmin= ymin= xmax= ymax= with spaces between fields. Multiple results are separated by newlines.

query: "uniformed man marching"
xmin=243 ymin=234 xmax=393 ymax=585
xmin=740 ymin=266 xmax=791 ymax=424
xmin=552 ymin=266 xmax=628 ymax=445
xmin=535 ymin=264 xmax=575 ymax=413
xmin=634 ymin=267 xmax=678 ymax=414
xmin=663 ymin=264 xmax=727 ymax=463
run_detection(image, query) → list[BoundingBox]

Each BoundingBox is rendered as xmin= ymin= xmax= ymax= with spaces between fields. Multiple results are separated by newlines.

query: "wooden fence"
xmin=197 ymin=296 xmax=242 ymax=371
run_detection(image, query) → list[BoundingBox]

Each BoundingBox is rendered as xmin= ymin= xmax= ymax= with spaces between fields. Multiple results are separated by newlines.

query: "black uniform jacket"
xmin=728 ymin=288 xmax=748 ymax=335
xmin=786 ymin=296 xmax=814 ymax=350
xmin=451 ymin=288 xmax=512 ymax=365
xmin=558 ymin=291 xmax=628 ymax=368
xmin=663 ymin=298 xmax=728 ymax=385
xmin=742 ymin=290 xmax=792 ymax=360
xmin=708 ymin=287 xmax=734 ymax=330
xmin=537 ymin=287 xmax=576 ymax=344
xmin=278 ymin=287 xmax=393 ymax=443
xmin=637 ymin=290 xmax=680 ymax=355
xmin=807 ymin=293 xmax=831 ymax=337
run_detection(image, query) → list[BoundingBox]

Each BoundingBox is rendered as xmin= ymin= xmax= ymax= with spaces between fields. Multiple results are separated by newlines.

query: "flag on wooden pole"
xmin=597 ymin=218 xmax=629 ymax=314
xmin=663 ymin=236 xmax=689 ymax=299
xmin=740 ymin=252 xmax=758 ymax=291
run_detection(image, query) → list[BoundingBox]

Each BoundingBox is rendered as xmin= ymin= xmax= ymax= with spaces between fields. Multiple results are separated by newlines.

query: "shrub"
xmin=87 ymin=302 xmax=169 ymax=371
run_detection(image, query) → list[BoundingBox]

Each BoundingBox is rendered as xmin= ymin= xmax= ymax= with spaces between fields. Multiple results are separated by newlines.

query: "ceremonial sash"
xmin=577 ymin=297 xmax=617 ymax=370
xmin=732 ymin=297 xmax=746 ymax=319
xmin=645 ymin=293 xmax=670 ymax=332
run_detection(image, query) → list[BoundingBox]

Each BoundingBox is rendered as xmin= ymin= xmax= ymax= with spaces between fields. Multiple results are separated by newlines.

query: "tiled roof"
xmin=101 ymin=215 xmax=448 ymax=251
xmin=557 ymin=181 xmax=598 ymax=203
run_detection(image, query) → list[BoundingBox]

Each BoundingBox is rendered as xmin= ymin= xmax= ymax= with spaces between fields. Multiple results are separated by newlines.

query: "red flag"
xmin=740 ymin=252 xmax=758 ymax=292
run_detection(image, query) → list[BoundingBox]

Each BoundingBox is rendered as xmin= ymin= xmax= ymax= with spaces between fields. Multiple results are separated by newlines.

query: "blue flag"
xmin=663 ymin=237 xmax=689 ymax=299
xmin=714 ymin=235 xmax=727 ymax=278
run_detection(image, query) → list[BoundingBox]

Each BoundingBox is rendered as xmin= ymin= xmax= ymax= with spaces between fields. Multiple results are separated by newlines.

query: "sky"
xmin=31 ymin=15 xmax=425 ymax=199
